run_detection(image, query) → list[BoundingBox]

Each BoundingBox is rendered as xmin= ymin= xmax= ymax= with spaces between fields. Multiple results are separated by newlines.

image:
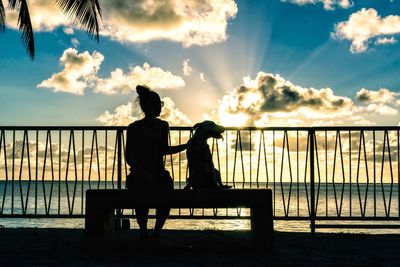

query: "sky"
xmin=0 ymin=0 xmax=400 ymax=127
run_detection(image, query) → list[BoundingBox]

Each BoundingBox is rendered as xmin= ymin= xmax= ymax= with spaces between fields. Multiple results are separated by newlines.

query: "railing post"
xmin=309 ymin=130 xmax=316 ymax=234
xmin=115 ymin=128 xmax=123 ymax=230
xmin=117 ymin=128 xmax=122 ymax=190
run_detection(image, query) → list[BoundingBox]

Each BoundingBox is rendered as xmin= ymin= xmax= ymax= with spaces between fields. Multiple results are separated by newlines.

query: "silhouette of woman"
xmin=125 ymin=85 xmax=187 ymax=240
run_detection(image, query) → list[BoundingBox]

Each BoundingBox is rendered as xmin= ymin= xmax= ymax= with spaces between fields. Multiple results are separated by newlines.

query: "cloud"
xmin=37 ymin=48 xmax=104 ymax=95
xmin=5 ymin=0 xmax=237 ymax=47
xmin=355 ymin=88 xmax=399 ymax=116
xmin=282 ymin=0 xmax=353 ymax=10
xmin=97 ymin=103 xmax=137 ymax=126
xmin=99 ymin=0 xmax=238 ymax=47
xmin=365 ymin=104 xmax=398 ymax=115
xmin=182 ymin=59 xmax=193 ymax=76
xmin=160 ymin=97 xmax=192 ymax=125
xmin=375 ymin=37 xmax=397 ymax=45
xmin=217 ymin=72 xmax=354 ymax=126
xmin=5 ymin=0 xmax=71 ymax=31
xmin=38 ymin=48 xmax=185 ymax=95
xmin=356 ymin=88 xmax=399 ymax=104
xmin=332 ymin=8 xmax=400 ymax=53
xmin=97 ymin=97 xmax=191 ymax=126
xmin=71 ymin=38 xmax=80 ymax=47
xmin=63 ymin=27 xmax=74 ymax=35
xmin=95 ymin=63 xmax=185 ymax=95
xmin=214 ymin=72 xmax=400 ymax=127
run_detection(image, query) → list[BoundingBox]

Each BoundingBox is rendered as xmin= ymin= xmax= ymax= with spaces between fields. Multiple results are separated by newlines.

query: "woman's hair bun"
xmin=136 ymin=85 xmax=150 ymax=96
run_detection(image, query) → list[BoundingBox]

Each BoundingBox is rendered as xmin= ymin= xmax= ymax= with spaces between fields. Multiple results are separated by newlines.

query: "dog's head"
xmin=192 ymin=120 xmax=225 ymax=141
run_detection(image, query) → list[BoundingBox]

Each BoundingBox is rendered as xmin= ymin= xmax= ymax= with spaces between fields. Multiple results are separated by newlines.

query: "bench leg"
xmin=85 ymin=202 xmax=115 ymax=242
xmin=251 ymin=204 xmax=274 ymax=248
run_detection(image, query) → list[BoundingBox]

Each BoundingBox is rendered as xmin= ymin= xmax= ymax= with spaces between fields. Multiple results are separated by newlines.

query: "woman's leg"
xmin=153 ymin=208 xmax=170 ymax=238
xmin=153 ymin=172 xmax=173 ymax=238
xmin=135 ymin=208 xmax=149 ymax=239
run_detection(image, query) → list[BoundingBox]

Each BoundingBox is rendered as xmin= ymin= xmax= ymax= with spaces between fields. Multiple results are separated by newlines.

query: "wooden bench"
xmin=85 ymin=189 xmax=273 ymax=247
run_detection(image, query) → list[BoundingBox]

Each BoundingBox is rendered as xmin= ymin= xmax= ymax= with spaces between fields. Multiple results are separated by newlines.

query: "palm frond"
xmin=0 ymin=1 xmax=5 ymax=32
xmin=55 ymin=0 xmax=102 ymax=42
xmin=8 ymin=0 xmax=35 ymax=59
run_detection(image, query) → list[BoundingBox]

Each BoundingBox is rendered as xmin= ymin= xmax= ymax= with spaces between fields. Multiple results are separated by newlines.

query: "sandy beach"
xmin=0 ymin=228 xmax=399 ymax=266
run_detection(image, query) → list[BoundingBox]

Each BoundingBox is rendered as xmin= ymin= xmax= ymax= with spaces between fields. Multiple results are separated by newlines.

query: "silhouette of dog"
xmin=185 ymin=121 xmax=231 ymax=189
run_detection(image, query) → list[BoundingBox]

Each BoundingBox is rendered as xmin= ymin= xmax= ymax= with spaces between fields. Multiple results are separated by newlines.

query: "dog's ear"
xmin=192 ymin=123 xmax=200 ymax=129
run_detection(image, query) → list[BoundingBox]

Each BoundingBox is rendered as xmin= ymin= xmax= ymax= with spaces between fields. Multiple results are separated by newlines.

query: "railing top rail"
xmin=0 ymin=125 xmax=399 ymax=131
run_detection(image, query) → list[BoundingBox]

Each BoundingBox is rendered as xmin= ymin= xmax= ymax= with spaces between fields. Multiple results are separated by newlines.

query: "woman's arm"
xmin=161 ymin=121 xmax=188 ymax=155
xmin=164 ymin=143 xmax=188 ymax=155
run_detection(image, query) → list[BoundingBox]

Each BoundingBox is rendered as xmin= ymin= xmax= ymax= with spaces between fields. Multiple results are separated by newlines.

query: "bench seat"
xmin=85 ymin=189 xmax=273 ymax=247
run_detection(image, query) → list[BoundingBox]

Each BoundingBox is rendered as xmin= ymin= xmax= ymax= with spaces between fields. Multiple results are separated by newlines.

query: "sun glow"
xmin=218 ymin=111 xmax=249 ymax=126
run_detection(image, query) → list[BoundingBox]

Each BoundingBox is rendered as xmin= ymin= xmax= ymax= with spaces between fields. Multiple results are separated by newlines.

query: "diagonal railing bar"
xmin=287 ymin=131 xmax=294 ymax=216
xmin=273 ymin=130 xmax=276 ymax=216
xmin=237 ymin=130 xmax=246 ymax=216
xmin=41 ymin=131 xmax=49 ymax=214
xmin=373 ymin=130 xmax=376 ymax=217
xmin=81 ymin=130 xmax=85 ymax=213
xmin=88 ymin=130 xmax=95 ymax=190
xmin=349 ymin=131 xmax=352 ymax=217
xmin=178 ymin=130 xmax=182 ymax=188
xmin=249 ymin=130 xmax=252 ymax=188
xmin=380 ymin=131 xmax=388 ymax=216
xmin=71 ymin=130 xmax=79 ymax=215
xmin=111 ymin=131 xmax=118 ymax=189
xmin=95 ymin=130 xmax=101 ymax=189
xmin=211 ymin=135 xmax=223 ymax=217
xmin=325 ymin=131 xmax=328 ymax=217
xmin=338 ymin=131 xmax=346 ymax=217
xmin=0 ymin=130 xmax=9 ymax=214
xmin=19 ymin=130 xmax=32 ymax=215
xmin=380 ymin=131 xmax=394 ymax=217
xmin=185 ymin=129 xmax=194 ymax=187
xmin=256 ymin=130 xmax=269 ymax=189
xmin=167 ymin=129 xmax=175 ymax=182
xmin=303 ymin=131 xmax=310 ymax=215
xmin=58 ymin=131 xmax=61 ymax=215
xmin=332 ymin=131 xmax=346 ymax=216
xmin=256 ymin=131 xmax=262 ymax=189
xmin=47 ymin=130 xmax=55 ymax=215
xmin=12 ymin=130 xmax=15 ymax=215
xmin=35 ymin=131 xmax=38 ymax=215
xmin=297 ymin=131 xmax=300 ymax=217
xmin=225 ymin=130 xmax=229 ymax=189
xmin=280 ymin=131 xmax=293 ymax=216
xmin=309 ymin=130 xmax=316 ymax=233
xmin=18 ymin=131 xmax=26 ymax=214
xmin=361 ymin=130 xmax=369 ymax=217
xmin=387 ymin=131 xmax=394 ymax=217
xmin=121 ymin=131 xmax=128 ymax=185
xmin=356 ymin=130 xmax=369 ymax=217
xmin=65 ymin=130 xmax=72 ymax=213
xmin=105 ymin=130 xmax=107 ymax=189
xmin=239 ymin=131 xmax=245 ymax=190
xmin=313 ymin=134 xmax=321 ymax=215
xmin=65 ymin=130 xmax=78 ymax=215
xmin=232 ymin=130 xmax=239 ymax=188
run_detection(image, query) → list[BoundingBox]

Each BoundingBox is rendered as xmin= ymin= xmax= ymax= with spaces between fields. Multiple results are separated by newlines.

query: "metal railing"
xmin=0 ymin=126 xmax=399 ymax=232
